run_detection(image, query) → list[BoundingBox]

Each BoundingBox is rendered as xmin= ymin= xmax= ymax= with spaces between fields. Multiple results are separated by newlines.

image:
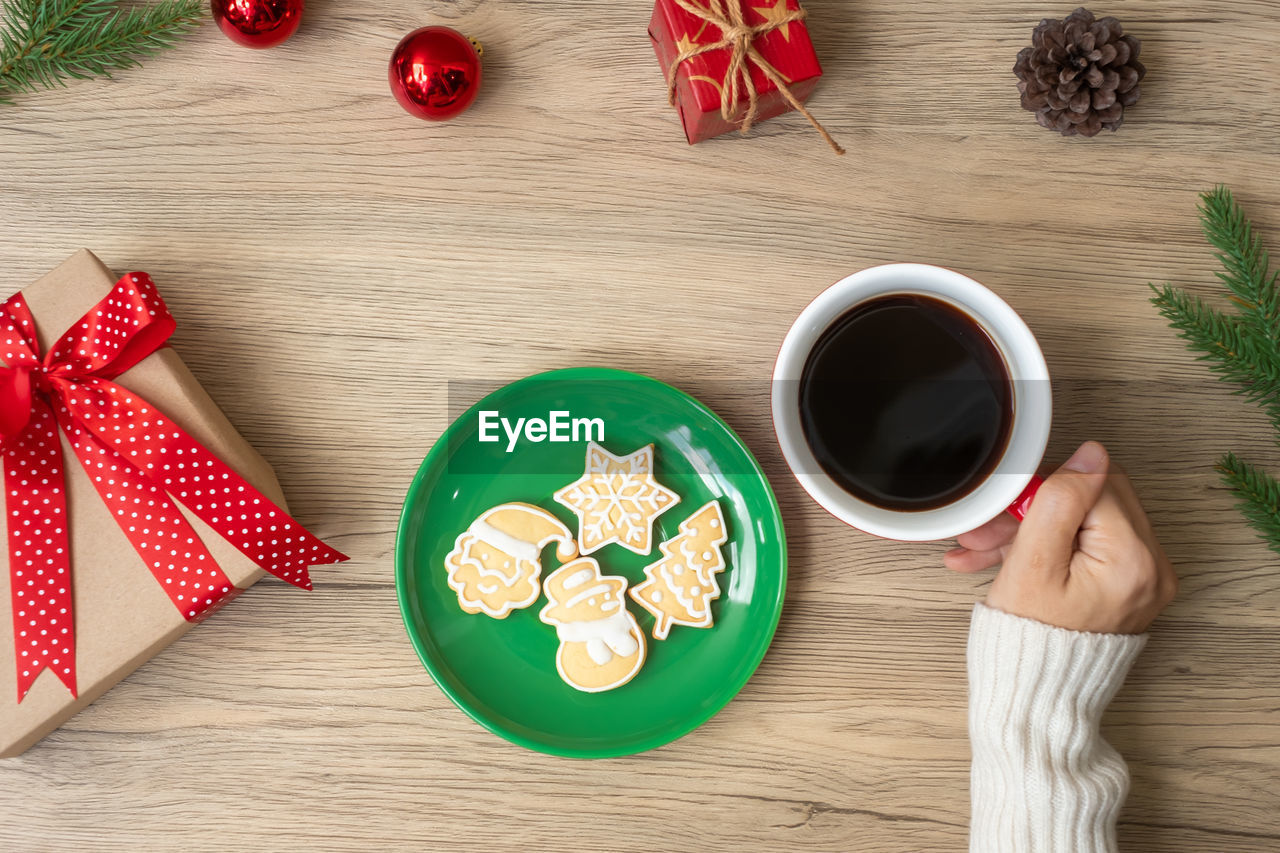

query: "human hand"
xmin=944 ymin=441 xmax=1177 ymax=634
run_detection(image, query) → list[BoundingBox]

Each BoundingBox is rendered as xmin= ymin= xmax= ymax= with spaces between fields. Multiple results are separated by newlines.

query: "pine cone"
xmin=1013 ymin=7 xmax=1145 ymax=137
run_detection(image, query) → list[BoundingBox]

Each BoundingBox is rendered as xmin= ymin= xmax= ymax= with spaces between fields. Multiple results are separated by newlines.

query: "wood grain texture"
xmin=2 ymin=0 xmax=1279 ymax=849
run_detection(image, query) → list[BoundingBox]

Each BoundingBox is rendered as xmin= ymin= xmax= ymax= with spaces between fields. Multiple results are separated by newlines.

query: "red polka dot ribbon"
xmin=1 ymin=273 xmax=348 ymax=701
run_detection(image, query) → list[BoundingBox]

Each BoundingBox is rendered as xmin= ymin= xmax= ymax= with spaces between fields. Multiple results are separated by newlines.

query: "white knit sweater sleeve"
xmin=967 ymin=603 xmax=1147 ymax=853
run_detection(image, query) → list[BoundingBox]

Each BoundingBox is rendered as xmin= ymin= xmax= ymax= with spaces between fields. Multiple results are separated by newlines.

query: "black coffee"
xmin=799 ymin=294 xmax=1013 ymax=511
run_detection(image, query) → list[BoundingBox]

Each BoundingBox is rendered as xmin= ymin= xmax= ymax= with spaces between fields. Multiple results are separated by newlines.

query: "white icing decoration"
xmin=661 ymin=564 xmax=701 ymax=614
xmin=555 ymin=611 xmax=640 ymax=659
xmin=562 ymin=569 xmax=595 ymax=589
xmin=627 ymin=499 xmax=730 ymax=639
xmin=445 ymin=504 xmax=575 ymax=619
xmin=586 ymin=638 xmax=611 ymax=665
xmin=541 ymin=558 xmax=647 ymax=692
xmin=553 ymin=441 xmax=681 ymax=556
xmin=445 ymin=532 xmax=541 ymax=618
xmin=565 ymin=582 xmax=614 ymax=610
xmin=469 ymin=519 xmax=538 ymax=562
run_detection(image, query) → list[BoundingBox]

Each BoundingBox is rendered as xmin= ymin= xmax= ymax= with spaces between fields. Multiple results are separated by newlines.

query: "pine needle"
xmin=1153 ymin=186 xmax=1280 ymax=556
xmin=0 ymin=0 xmax=202 ymax=102
xmin=1217 ymin=452 xmax=1280 ymax=557
xmin=1199 ymin=185 xmax=1280 ymax=347
xmin=1150 ymin=282 xmax=1280 ymax=431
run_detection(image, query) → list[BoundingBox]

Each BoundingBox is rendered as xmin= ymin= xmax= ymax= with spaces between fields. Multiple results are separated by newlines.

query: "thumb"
xmin=1011 ymin=441 xmax=1110 ymax=573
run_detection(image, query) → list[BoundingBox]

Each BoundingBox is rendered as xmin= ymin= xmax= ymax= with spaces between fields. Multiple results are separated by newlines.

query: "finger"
xmin=1103 ymin=463 xmax=1175 ymax=587
xmin=1080 ymin=479 xmax=1178 ymax=588
xmin=1156 ymin=542 xmax=1179 ymax=598
xmin=956 ymin=512 xmax=1020 ymax=552
xmin=1010 ymin=441 xmax=1111 ymax=574
xmin=1102 ymin=461 xmax=1160 ymax=543
xmin=1074 ymin=484 xmax=1133 ymax=562
xmin=1081 ymin=479 xmax=1130 ymax=527
xmin=944 ymin=545 xmax=1009 ymax=573
xmin=1078 ymin=470 xmax=1155 ymax=550
xmin=1089 ymin=457 xmax=1138 ymax=514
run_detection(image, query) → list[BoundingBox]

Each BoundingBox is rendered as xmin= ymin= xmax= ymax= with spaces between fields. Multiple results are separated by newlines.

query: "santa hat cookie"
xmin=445 ymin=502 xmax=577 ymax=618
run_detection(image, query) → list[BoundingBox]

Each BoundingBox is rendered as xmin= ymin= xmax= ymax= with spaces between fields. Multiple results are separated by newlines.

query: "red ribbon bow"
xmin=1 ymin=272 xmax=347 ymax=701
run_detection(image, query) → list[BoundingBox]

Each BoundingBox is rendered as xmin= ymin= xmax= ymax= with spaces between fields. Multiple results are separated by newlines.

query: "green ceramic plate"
xmin=395 ymin=367 xmax=786 ymax=758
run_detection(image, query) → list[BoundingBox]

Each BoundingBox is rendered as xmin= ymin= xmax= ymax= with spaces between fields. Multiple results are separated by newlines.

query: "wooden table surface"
xmin=3 ymin=1 xmax=1279 ymax=850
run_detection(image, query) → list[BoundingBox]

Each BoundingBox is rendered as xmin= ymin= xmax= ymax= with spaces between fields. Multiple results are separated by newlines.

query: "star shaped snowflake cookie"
xmin=554 ymin=442 xmax=681 ymax=555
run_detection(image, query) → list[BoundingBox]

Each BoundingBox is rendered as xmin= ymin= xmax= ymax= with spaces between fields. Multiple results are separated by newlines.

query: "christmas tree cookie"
xmin=539 ymin=558 xmax=647 ymax=692
xmin=553 ymin=441 xmax=680 ymax=555
xmin=629 ymin=500 xmax=729 ymax=640
xmin=444 ymin=502 xmax=577 ymax=619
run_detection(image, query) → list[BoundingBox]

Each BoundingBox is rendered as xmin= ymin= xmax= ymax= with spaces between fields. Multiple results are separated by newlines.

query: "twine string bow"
xmin=667 ymin=0 xmax=844 ymax=154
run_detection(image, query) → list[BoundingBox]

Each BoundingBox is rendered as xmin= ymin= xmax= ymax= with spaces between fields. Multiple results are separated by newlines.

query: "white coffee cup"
xmin=771 ymin=263 xmax=1052 ymax=541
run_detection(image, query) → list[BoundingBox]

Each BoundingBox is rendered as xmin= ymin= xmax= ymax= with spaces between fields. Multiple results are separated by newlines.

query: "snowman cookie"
xmin=630 ymin=500 xmax=729 ymax=639
xmin=553 ymin=441 xmax=680 ymax=555
xmin=539 ymin=558 xmax=647 ymax=692
xmin=445 ymin=502 xmax=577 ymax=619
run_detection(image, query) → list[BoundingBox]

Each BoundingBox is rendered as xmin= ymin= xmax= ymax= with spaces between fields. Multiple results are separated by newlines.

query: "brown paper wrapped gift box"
xmin=1 ymin=250 xmax=288 ymax=757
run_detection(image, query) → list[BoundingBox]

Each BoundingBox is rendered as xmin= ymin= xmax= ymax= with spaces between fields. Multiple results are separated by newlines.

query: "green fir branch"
xmin=1152 ymin=186 xmax=1280 ymax=556
xmin=1150 ymin=282 xmax=1280 ymax=430
xmin=1217 ymin=452 xmax=1280 ymax=557
xmin=0 ymin=0 xmax=202 ymax=102
xmin=1198 ymin=185 xmax=1280 ymax=347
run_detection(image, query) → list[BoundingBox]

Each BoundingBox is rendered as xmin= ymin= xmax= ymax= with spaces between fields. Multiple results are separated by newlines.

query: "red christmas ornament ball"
xmin=388 ymin=26 xmax=483 ymax=121
xmin=211 ymin=0 xmax=303 ymax=49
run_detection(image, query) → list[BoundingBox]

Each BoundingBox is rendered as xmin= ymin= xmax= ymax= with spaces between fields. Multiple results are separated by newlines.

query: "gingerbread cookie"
xmin=539 ymin=558 xmax=647 ymax=692
xmin=445 ymin=502 xmax=577 ymax=619
xmin=629 ymin=500 xmax=729 ymax=640
xmin=553 ymin=441 xmax=680 ymax=556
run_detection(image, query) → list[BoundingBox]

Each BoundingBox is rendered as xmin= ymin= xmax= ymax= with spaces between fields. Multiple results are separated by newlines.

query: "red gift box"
xmin=649 ymin=0 xmax=840 ymax=152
